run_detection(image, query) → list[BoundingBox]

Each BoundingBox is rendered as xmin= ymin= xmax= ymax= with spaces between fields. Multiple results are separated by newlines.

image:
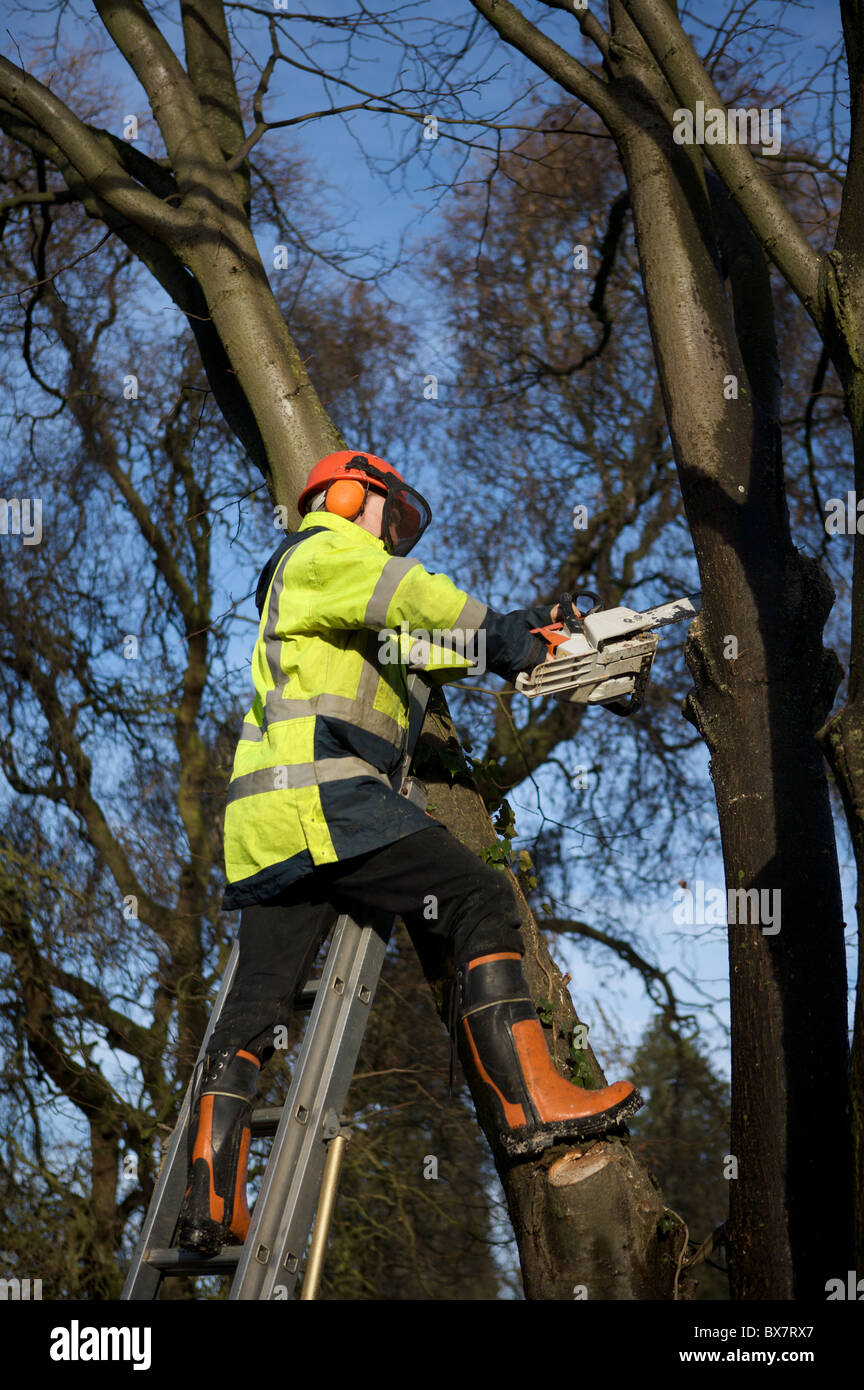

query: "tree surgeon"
xmin=178 ymin=451 xmax=642 ymax=1254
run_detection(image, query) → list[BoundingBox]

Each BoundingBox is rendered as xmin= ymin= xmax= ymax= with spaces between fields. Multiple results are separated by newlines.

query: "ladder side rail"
xmin=227 ymin=908 xmax=391 ymax=1299
xmin=121 ymin=943 xmax=240 ymax=1300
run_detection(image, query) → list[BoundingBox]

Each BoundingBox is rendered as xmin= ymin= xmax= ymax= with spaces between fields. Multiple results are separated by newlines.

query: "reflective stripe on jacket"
xmin=222 ymin=511 xmax=491 ymax=908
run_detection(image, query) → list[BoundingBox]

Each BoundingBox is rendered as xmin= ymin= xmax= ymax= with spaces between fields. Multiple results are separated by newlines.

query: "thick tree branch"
xmin=180 ymin=0 xmax=250 ymax=204
xmin=469 ymin=0 xmax=627 ymax=131
xmin=706 ymin=169 xmax=781 ymax=420
xmin=92 ymin=0 xmax=229 ymax=200
xmin=0 ymin=108 xmax=269 ymax=471
xmin=837 ymin=3 xmax=864 ymax=272
xmin=181 ymin=0 xmax=247 ymax=151
xmin=0 ymin=60 xmax=188 ymax=239
xmin=619 ymin=0 xmax=823 ymax=325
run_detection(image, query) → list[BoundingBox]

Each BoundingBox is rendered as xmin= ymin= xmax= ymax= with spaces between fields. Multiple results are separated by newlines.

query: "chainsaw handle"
xmin=530 ymin=622 xmax=569 ymax=655
xmin=558 ymin=590 xmax=600 ymax=628
xmin=558 ymin=592 xmax=581 ymax=630
xmin=532 ymin=590 xmax=604 ymax=658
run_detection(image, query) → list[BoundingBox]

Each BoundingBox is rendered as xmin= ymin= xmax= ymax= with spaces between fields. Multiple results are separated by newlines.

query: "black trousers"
xmin=210 ymin=825 xmax=525 ymax=1061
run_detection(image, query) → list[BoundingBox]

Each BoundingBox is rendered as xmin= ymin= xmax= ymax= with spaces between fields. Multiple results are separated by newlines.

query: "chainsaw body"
xmin=515 ymin=592 xmax=699 ymax=715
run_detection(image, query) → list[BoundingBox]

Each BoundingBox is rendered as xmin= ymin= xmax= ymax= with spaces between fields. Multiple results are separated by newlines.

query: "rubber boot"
xmin=457 ymin=952 xmax=643 ymax=1157
xmin=176 ymin=1047 xmax=260 ymax=1255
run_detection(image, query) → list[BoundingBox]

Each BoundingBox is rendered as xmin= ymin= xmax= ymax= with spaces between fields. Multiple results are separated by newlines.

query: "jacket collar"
xmin=299 ymin=510 xmax=386 ymax=551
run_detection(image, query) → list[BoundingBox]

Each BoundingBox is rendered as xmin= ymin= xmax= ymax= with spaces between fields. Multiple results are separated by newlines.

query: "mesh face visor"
xmin=384 ymin=485 xmax=432 ymax=556
xmin=354 ymin=460 xmax=431 ymax=555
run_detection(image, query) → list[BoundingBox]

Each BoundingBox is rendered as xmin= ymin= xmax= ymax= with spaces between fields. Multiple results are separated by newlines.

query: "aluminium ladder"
xmin=122 ymin=674 xmax=432 ymax=1300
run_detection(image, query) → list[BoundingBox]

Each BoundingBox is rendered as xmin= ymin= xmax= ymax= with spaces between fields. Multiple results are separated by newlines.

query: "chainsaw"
xmin=515 ymin=590 xmax=700 ymax=716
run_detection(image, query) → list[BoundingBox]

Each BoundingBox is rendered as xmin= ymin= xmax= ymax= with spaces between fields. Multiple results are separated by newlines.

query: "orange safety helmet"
xmin=298 ymin=451 xmax=432 ymax=556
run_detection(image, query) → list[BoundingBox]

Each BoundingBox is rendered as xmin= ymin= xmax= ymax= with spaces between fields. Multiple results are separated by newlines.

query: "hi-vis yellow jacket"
xmin=222 ymin=511 xmax=547 ymax=909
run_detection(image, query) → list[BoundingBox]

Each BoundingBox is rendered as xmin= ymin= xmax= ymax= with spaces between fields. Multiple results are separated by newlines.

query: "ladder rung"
xmin=145 ymin=1247 xmax=241 ymax=1274
xmin=250 ymin=1106 xmax=283 ymax=1134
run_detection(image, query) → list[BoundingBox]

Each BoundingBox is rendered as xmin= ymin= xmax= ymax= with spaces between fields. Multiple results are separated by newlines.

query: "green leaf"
xmin=493 ymin=799 xmax=517 ymax=840
xmin=537 ymin=998 xmax=554 ymax=1026
xmin=568 ymin=1053 xmax=596 ymax=1088
xmin=480 ymin=843 xmax=508 ymax=867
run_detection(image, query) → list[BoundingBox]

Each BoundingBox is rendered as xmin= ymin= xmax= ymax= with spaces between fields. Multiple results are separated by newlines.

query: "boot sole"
xmin=499 ymin=1087 xmax=644 ymax=1158
xmin=176 ymin=1214 xmax=244 ymax=1257
xmin=176 ymin=1220 xmax=226 ymax=1257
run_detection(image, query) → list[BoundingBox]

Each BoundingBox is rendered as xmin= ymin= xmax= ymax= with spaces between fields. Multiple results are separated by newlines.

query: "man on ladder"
xmin=177 ymin=451 xmax=641 ymax=1257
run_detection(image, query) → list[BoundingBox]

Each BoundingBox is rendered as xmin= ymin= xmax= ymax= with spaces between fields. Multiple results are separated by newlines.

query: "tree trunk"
xmin=409 ymin=697 xmax=682 ymax=1298
xmin=611 ymin=0 xmax=864 ymax=1277
xmin=179 ymin=216 xmax=344 ymax=508
xmin=613 ymin=103 xmax=852 ymax=1296
xmin=464 ymin=0 xmax=858 ymax=1291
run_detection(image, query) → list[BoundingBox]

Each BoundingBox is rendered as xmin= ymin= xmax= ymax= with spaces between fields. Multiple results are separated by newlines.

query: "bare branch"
xmin=543 ymin=916 xmax=681 ymax=1020
xmin=91 ymin=0 xmax=235 ymax=207
xmin=539 ymin=0 xmax=612 ymax=61
xmin=0 ymin=186 xmax=75 ymax=215
xmin=0 ymin=228 xmax=113 ymax=302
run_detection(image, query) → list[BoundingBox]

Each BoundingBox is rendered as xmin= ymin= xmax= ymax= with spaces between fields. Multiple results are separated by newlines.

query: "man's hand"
xmin=544 ymin=601 xmax=583 ymax=660
xmin=544 ymin=605 xmax=562 ymax=662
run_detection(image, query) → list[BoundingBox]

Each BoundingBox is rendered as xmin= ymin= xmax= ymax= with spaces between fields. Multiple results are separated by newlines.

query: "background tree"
xmin=629 ymin=1015 xmax=731 ymax=1301
xmin=459 ymin=0 xmax=854 ymax=1298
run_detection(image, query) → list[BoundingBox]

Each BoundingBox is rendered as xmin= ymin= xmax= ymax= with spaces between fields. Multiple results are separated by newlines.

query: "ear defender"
xmin=325 ymin=478 xmax=367 ymax=519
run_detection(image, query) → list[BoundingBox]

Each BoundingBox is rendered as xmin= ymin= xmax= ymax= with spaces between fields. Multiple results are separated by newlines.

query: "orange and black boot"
xmin=457 ymin=952 xmax=643 ymax=1157
xmin=176 ymin=1047 xmax=260 ymax=1255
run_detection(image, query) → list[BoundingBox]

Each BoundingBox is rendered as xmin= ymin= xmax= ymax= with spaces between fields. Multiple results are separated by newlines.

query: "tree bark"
xmin=615 ymin=0 xmax=864 ymax=1272
xmin=614 ymin=99 xmax=850 ymax=1303
xmin=409 ymin=699 xmax=681 ymax=1298
xmin=815 ymin=361 xmax=864 ymax=1270
xmin=466 ymin=0 xmax=853 ymax=1296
